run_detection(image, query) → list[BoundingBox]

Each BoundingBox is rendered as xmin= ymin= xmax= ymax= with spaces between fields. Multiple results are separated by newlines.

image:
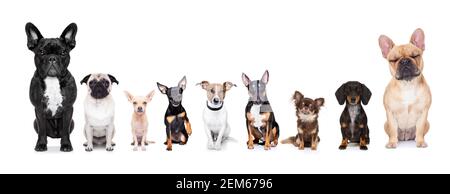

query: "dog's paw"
xmin=416 ymin=141 xmax=428 ymax=148
xmin=166 ymin=147 xmax=172 ymax=151
xmin=141 ymin=146 xmax=146 ymax=151
xmin=247 ymin=144 xmax=254 ymax=150
xmin=214 ymin=143 xmax=222 ymax=150
xmin=207 ymin=141 xmax=215 ymax=150
xmin=85 ymin=145 xmax=93 ymax=152
xmin=385 ymin=142 xmax=398 ymax=149
xmin=360 ymin=145 xmax=368 ymax=150
xmin=339 ymin=145 xmax=347 ymax=150
xmin=34 ymin=143 xmax=47 ymax=152
xmin=106 ymin=145 xmax=114 ymax=152
xmin=264 ymin=146 xmax=270 ymax=151
xmin=60 ymin=144 xmax=73 ymax=152
xmin=133 ymin=147 xmax=138 ymax=151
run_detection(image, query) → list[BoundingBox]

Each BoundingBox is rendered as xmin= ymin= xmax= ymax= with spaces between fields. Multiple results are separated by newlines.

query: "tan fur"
xmin=125 ymin=90 xmax=155 ymax=151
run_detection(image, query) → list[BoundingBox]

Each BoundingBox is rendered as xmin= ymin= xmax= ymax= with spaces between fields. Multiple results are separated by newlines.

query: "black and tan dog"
xmin=335 ymin=81 xmax=371 ymax=150
xmin=242 ymin=70 xmax=279 ymax=150
xmin=157 ymin=76 xmax=192 ymax=151
xmin=282 ymin=91 xmax=324 ymax=150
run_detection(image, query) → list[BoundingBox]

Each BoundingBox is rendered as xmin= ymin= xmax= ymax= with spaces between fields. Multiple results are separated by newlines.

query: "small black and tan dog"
xmin=335 ymin=81 xmax=371 ymax=150
xmin=157 ymin=76 xmax=192 ymax=151
xmin=282 ymin=91 xmax=324 ymax=150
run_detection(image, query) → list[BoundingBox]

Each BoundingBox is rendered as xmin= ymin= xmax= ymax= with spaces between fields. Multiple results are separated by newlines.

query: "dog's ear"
xmin=261 ymin=70 xmax=269 ymax=84
xmin=178 ymin=76 xmax=187 ymax=90
xmin=80 ymin=74 xmax=91 ymax=85
xmin=361 ymin=83 xmax=372 ymax=105
xmin=124 ymin=91 xmax=134 ymax=102
xmin=146 ymin=90 xmax=156 ymax=102
xmin=196 ymin=81 xmax=209 ymax=90
xmin=378 ymin=35 xmax=394 ymax=59
xmin=60 ymin=23 xmax=77 ymax=50
xmin=25 ymin=22 xmax=43 ymax=50
xmin=335 ymin=83 xmax=346 ymax=105
xmin=242 ymin=73 xmax=250 ymax=87
xmin=292 ymin=91 xmax=304 ymax=105
xmin=410 ymin=28 xmax=425 ymax=50
xmin=224 ymin=82 xmax=237 ymax=91
xmin=315 ymin=98 xmax=325 ymax=107
xmin=108 ymin=74 xmax=119 ymax=85
xmin=157 ymin=82 xmax=168 ymax=94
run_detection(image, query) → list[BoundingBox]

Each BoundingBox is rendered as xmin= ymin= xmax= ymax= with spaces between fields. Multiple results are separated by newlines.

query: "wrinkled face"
xmin=242 ymin=70 xmax=269 ymax=104
xmin=387 ymin=45 xmax=423 ymax=81
xmin=157 ymin=76 xmax=187 ymax=107
xmin=198 ymin=81 xmax=235 ymax=108
xmin=88 ymin=74 xmax=112 ymax=99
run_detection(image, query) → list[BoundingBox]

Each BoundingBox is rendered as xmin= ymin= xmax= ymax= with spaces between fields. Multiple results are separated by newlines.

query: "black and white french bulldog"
xmin=26 ymin=22 xmax=78 ymax=152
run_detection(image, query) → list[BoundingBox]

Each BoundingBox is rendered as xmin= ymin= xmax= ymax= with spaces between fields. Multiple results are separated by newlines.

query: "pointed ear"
xmin=124 ymin=91 xmax=134 ymax=102
xmin=378 ymin=35 xmax=394 ymax=59
xmin=261 ymin=70 xmax=269 ymax=84
xmin=242 ymin=73 xmax=250 ymax=87
xmin=25 ymin=22 xmax=43 ymax=50
xmin=292 ymin=91 xmax=304 ymax=104
xmin=224 ymin=81 xmax=237 ymax=91
xmin=80 ymin=74 xmax=91 ymax=85
xmin=335 ymin=83 xmax=346 ymax=105
xmin=146 ymin=90 xmax=156 ymax=102
xmin=410 ymin=28 xmax=425 ymax=50
xmin=108 ymin=74 xmax=119 ymax=85
xmin=60 ymin=23 xmax=77 ymax=50
xmin=178 ymin=76 xmax=187 ymax=90
xmin=196 ymin=81 xmax=209 ymax=90
xmin=361 ymin=84 xmax=372 ymax=105
xmin=315 ymin=98 xmax=325 ymax=107
xmin=157 ymin=82 xmax=168 ymax=94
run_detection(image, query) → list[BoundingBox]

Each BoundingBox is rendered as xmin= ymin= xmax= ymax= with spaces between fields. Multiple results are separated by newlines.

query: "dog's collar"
xmin=207 ymin=102 xmax=223 ymax=111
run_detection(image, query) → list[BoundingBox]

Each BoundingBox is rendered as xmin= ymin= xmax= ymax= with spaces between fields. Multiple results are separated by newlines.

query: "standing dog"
xmin=335 ymin=81 xmax=371 ymax=150
xmin=26 ymin=22 xmax=78 ymax=152
xmin=282 ymin=91 xmax=324 ymax=150
xmin=197 ymin=81 xmax=236 ymax=150
xmin=125 ymin=90 xmax=155 ymax=151
xmin=157 ymin=76 xmax=192 ymax=151
xmin=81 ymin=73 xmax=119 ymax=151
xmin=378 ymin=28 xmax=432 ymax=148
xmin=242 ymin=70 xmax=279 ymax=150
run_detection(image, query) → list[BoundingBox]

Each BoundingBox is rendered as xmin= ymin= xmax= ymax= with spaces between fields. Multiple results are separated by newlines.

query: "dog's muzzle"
xmin=90 ymin=85 xmax=109 ymax=99
xmin=396 ymin=58 xmax=420 ymax=81
xmin=137 ymin=107 xmax=144 ymax=113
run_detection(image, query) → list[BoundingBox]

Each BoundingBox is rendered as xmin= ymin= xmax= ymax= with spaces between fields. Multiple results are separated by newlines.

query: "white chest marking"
xmin=44 ymin=77 xmax=63 ymax=116
xmin=298 ymin=113 xmax=317 ymax=122
xmin=347 ymin=105 xmax=360 ymax=134
xmin=250 ymin=105 xmax=263 ymax=128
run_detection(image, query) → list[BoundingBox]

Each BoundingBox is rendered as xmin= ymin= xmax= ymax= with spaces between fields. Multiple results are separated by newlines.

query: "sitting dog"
xmin=157 ymin=76 xmax=192 ymax=151
xmin=80 ymin=73 xmax=119 ymax=151
xmin=282 ymin=91 xmax=324 ymax=150
xmin=197 ymin=81 xmax=236 ymax=150
xmin=26 ymin=22 xmax=78 ymax=152
xmin=242 ymin=70 xmax=279 ymax=150
xmin=378 ymin=28 xmax=432 ymax=148
xmin=335 ymin=81 xmax=371 ymax=150
xmin=125 ymin=90 xmax=155 ymax=151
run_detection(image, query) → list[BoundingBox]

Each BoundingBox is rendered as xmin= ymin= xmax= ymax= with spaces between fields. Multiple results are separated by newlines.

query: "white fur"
xmin=203 ymin=102 xmax=230 ymax=150
xmin=250 ymin=105 xmax=263 ymax=128
xmin=348 ymin=105 xmax=360 ymax=135
xmin=298 ymin=112 xmax=317 ymax=122
xmin=44 ymin=77 xmax=63 ymax=116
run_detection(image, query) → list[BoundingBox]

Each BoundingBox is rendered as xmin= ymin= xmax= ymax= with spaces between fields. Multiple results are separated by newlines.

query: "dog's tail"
xmin=281 ymin=136 xmax=296 ymax=144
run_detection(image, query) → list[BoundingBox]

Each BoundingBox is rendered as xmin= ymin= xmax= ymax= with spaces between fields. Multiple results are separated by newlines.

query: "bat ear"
xmin=292 ymin=91 xmax=304 ymax=104
xmin=157 ymin=82 xmax=168 ymax=94
xmin=60 ymin=23 xmax=77 ymax=49
xmin=178 ymin=76 xmax=187 ymax=90
xmin=335 ymin=83 xmax=346 ymax=105
xmin=361 ymin=84 xmax=372 ymax=105
xmin=124 ymin=91 xmax=134 ymax=102
xmin=80 ymin=74 xmax=91 ymax=85
xmin=25 ymin=22 xmax=43 ymax=50
xmin=146 ymin=90 xmax=156 ymax=102
xmin=242 ymin=73 xmax=250 ymax=87
xmin=261 ymin=70 xmax=269 ymax=84
xmin=379 ymin=35 xmax=394 ymax=59
xmin=410 ymin=28 xmax=425 ymax=50
xmin=315 ymin=98 xmax=325 ymax=107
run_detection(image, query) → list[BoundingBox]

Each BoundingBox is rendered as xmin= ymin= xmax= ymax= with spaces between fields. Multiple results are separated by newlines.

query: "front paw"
xmin=385 ymin=142 xmax=397 ymax=149
xmin=207 ymin=141 xmax=215 ymax=150
xmin=60 ymin=143 xmax=73 ymax=152
xmin=85 ymin=144 xmax=93 ymax=152
xmin=35 ymin=143 xmax=47 ymax=152
xmin=133 ymin=146 xmax=138 ymax=151
xmin=360 ymin=145 xmax=368 ymax=150
xmin=214 ymin=142 xmax=222 ymax=150
xmin=339 ymin=145 xmax=347 ymax=150
xmin=141 ymin=146 xmax=146 ymax=151
xmin=416 ymin=141 xmax=428 ymax=148
xmin=106 ymin=145 xmax=114 ymax=151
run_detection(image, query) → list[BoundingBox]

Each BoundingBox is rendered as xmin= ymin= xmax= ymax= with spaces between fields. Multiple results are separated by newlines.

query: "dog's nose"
xmin=351 ymin=97 xmax=356 ymax=103
xmin=49 ymin=56 xmax=57 ymax=63
xmin=213 ymin=98 xmax=219 ymax=104
xmin=400 ymin=58 xmax=411 ymax=66
xmin=137 ymin=107 xmax=143 ymax=112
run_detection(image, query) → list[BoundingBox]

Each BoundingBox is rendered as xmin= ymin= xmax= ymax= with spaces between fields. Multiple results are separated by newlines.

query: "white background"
xmin=0 ymin=0 xmax=448 ymax=174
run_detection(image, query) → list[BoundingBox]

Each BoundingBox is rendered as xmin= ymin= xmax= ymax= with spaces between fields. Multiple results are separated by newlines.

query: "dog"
xmin=282 ymin=91 xmax=324 ymax=150
xmin=242 ymin=70 xmax=279 ymax=150
xmin=378 ymin=28 xmax=432 ymax=148
xmin=197 ymin=81 xmax=236 ymax=150
xmin=125 ymin=90 xmax=155 ymax=151
xmin=335 ymin=81 xmax=371 ymax=150
xmin=80 ymin=73 xmax=119 ymax=151
xmin=157 ymin=76 xmax=192 ymax=151
xmin=26 ymin=22 xmax=78 ymax=152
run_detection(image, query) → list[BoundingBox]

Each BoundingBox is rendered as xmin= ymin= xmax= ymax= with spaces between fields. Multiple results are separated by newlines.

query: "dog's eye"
xmin=133 ymin=102 xmax=137 ymax=105
xmin=143 ymin=102 xmax=147 ymax=105
xmin=412 ymin=54 xmax=420 ymax=58
xmin=61 ymin=50 xmax=67 ymax=56
xmin=39 ymin=49 xmax=45 ymax=55
xmin=211 ymin=89 xmax=215 ymax=93
xmin=389 ymin=59 xmax=398 ymax=63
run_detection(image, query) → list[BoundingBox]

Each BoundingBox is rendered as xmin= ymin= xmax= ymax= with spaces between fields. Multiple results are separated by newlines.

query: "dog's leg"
xmin=415 ymin=110 xmax=429 ymax=148
xmin=60 ymin=107 xmax=73 ymax=152
xmin=271 ymin=125 xmax=278 ymax=147
xmin=34 ymin=112 xmax=48 ymax=152
xmin=311 ymin=133 xmax=318 ymax=151
xmin=132 ymin=129 xmax=139 ymax=151
xmin=166 ymin=132 xmax=173 ymax=151
xmin=205 ymin=124 xmax=215 ymax=150
xmin=183 ymin=114 xmax=192 ymax=136
xmin=246 ymin=122 xmax=254 ymax=150
xmin=215 ymin=126 xmax=227 ymax=150
xmin=84 ymin=123 xmax=94 ymax=152
xmin=105 ymin=125 xmax=114 ymax=151
xmin=339 ymin=122 xmax=349 ymax=150
xmin=359 ymin=124 xmax=368 ymax=150
xmin=298 ymin=133 xmax=305 ymax=150
xmin=385 ymin=110 xmax=398 ymax=148
xmin=141 ymin=130 xmax=148 ymax=151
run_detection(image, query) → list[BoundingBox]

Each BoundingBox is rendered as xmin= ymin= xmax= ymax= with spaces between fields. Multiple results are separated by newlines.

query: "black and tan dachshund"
xmin=335 ymin=81 xmax=371 ymax=150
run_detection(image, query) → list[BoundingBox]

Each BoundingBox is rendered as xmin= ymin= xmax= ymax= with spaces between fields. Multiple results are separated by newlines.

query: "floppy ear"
xmin=315 ymin=98 xmax=325 ymax=107
xmin=80 ymin=74 xmax=91 ymax=85
xmin=157 ymin=82 xmax=168 ymax=94
xmin=292 ymin=91 xmax=304 ymax=104
xmin=124 ymin=91 xmax=134 ymax=102
xmin=224 ymin=81 xmax=237 ymax=91
xmin=261 ymin=70 xmax=269 ymax=84
xmin=146 ymin=90 xmax=156 ymax=102
xmin=60 ymin=23 xmax=77 ymax=50
xmin=108 ymin=74 xmax=119 ymax=85
xmin=25 ymin=22 xmax=43 ymax=50
xmin=178 ymin=76 xmax=187 ymax=90
xmin=361 ymin=84 xmax=372 ymax=105
xmin=196 ymin=81 xmax=209 ymax=90
xmin=335 ymin=83 xmax=346 ymax=105
xmin=242 ymin=73 xmax=250 ymax=87
xmin=410 ymin=28 xmax=425 ymax=50
xmin=378 ymin=35 xmax=394 ymax=59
